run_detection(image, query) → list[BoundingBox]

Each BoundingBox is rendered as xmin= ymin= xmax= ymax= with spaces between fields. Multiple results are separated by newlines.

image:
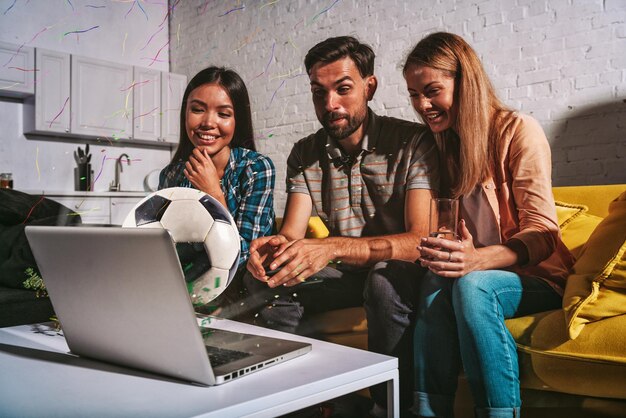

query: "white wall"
xmin=0 ymin=0 xmax=172 ymax=193
xmin=170 ymin=0 xmax=626 ymax=215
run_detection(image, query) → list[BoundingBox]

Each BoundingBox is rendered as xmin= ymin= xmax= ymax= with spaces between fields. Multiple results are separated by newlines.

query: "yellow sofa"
xmin=302 ymin=184 xmax=626 ymax=409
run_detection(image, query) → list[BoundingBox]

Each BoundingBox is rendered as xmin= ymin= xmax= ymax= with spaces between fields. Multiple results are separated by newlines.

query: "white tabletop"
xmin=0 ymin=318 xmax=398 ymax=417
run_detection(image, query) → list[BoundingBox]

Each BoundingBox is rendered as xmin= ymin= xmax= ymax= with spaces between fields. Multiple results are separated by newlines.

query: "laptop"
xmin=24 ymin=226 xmax=311 ymax=386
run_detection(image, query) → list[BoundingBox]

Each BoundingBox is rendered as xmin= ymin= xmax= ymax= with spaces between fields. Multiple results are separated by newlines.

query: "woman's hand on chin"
xmin=184 ymin=148 xmax=223 ymax=198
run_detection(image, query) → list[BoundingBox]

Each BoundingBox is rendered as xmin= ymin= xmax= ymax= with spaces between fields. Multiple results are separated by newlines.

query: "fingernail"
xmin=421 ymin=237 xmax=427 ymax=242
xmin=268 ymin=280 xmax=274 ymax=287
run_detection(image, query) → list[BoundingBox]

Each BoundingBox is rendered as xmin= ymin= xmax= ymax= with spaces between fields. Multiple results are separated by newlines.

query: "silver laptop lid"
xmin=25 ymin=226 xmax=215 ymax=385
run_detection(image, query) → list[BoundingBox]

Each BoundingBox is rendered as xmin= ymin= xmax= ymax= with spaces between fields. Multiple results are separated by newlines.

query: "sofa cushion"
xmin=506 ymin=310 xmax=626 ymax=398
xmin=562 ymin=191 xmax=626 ymax=339
xmin=553 ymin=184 xmax=626 ymax=218
xmin=555 ymin=201 xmax=603 ymax=259
xmin=555 ymin=201 xmax=587 ymax=227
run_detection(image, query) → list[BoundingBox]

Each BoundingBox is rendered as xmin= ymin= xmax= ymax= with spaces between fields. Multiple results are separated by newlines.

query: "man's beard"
xmin=321 ymin=108 xmax=367 ymax=140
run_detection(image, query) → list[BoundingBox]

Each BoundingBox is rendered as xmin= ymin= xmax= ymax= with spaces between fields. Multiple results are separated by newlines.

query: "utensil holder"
xmin=74 ymin=164 xmax=93 ymax=191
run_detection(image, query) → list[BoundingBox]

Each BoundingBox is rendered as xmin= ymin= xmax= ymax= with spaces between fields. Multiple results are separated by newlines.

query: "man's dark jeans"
xmin=240 ymin=260 xmax=423 ymax=410
xmin=364 ymin=260 xmax=425 ymax=411
xmin=241 ymin=265 xmax=368 ymax=335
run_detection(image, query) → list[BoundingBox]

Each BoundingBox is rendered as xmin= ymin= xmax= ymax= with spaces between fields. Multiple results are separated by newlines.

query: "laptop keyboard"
xmin=205 ymin=345 xmax=252 ymax=367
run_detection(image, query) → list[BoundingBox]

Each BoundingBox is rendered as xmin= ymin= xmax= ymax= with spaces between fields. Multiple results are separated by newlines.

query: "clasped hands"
xmin=417 ymin=219 xmax=481 ymax=278
xmin=246 ymin=235 xmax=333 ymax=288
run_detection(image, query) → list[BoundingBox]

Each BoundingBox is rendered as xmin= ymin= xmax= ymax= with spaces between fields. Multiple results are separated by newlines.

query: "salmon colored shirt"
xmin=481 ymin=112 xmax=574 ymax=294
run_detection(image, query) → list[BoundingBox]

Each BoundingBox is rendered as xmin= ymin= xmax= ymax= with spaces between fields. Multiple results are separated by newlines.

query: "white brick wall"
xmin=169 ymin=0 xmax=626 ymax=215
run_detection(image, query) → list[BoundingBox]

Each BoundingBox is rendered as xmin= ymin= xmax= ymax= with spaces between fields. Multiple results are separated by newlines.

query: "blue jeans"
xmin=413 ymin=270 xmax=561 ymax=418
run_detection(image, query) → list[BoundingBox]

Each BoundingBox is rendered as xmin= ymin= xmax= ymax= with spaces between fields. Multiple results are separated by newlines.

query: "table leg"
xmin=386 ymin=371 xmax=399 ymax=418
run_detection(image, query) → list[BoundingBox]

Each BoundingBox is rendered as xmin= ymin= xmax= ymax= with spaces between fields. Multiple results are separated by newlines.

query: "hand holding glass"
xmin=429 ymin=198 xmax=459 ymax=240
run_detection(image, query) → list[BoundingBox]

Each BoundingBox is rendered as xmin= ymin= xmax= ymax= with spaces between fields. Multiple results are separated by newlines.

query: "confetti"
xmin=63 ymin=25 xmax=99 ymax=37
xmin=91 ymin=153 xmax=108 ymax=188
xmin=3 ymin=0 xmax=17 ymax=15
xmin=133 ymin=107 xmax=158 ymax=121
xmin=49 ymin=97 xmax=70 ymax=128
xmin=251 ymin=42 xmax=276 ymax=81
xmin=259 ymin=0 xmax=280 ymax=10
xmin=122 ymin=32 xmax=128 ymax=56
xmin=4 ymin=26 xmax=48 ymax=67
xmin=0 ymin=82 xmax=20 ymax=90
xmin=218 ymin=5 xmax=245 ymax=17
xmin=309 ymin=0 xmax=340 ymax=24
xmin=22 ymin=195 xmax=45 ymax=224
xmin=139 ymin=26 xmax=163 ymax=51
xmin=120 ymin=80 xmax=150 ymax=92
xmin=8 ymin=67 xmax=39 ymax=72
xmin=159 ymin=0 xmax=180 ymax=27
xmin=146 ymin=40 xmax=169 ymax=67
xmin=124 ymin=0 xmax=135 ymax=18
xmin=135 ymin=0 xmax=148 ymax=20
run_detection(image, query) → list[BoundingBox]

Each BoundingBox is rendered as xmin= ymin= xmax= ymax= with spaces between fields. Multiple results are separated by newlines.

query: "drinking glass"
xmin=0 ymin=173 xmax=13 ymax=189
xmin=429 ymin=198 xmax=459 ymax=240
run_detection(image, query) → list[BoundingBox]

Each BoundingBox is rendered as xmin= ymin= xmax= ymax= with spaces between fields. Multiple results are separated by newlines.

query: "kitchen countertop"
xmin=20 ymin=190 xmax=148 ymax=198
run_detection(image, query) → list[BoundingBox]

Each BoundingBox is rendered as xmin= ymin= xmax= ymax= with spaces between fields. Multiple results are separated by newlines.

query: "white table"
xmin=0 ymin=318 xmax=398 ymax=417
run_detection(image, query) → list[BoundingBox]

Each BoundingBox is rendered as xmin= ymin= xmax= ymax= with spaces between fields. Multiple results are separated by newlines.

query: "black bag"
xmin=0 ymin=189 xmax=81 ymax=290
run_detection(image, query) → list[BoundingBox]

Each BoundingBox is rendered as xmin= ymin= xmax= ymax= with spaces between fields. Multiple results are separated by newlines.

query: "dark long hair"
xmin=171 ymin=66 xmax=255 ymax=163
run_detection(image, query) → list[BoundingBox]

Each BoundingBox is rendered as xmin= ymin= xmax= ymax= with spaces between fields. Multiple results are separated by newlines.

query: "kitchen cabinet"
xmin=46 ymin=193 xmax=145 ymax=225
xmin=110 ymin=196 xmax=144 ymax=225
xmin=51 ymin=196 xmax=111 ymax=225
xmin=0 ymin=41 xmax=34 ymax=98
xmin=71 ymin=55 xmax=133 ymax=139
xmin=21 ymin=47 xmax=186 ymax=149
xmin=132 ymin=66 xmax=161 ymax=142
xmin=23 ymin=48 xmax=71 ymax=134
xmin=161 ymin=72 xmax=187 ymax=144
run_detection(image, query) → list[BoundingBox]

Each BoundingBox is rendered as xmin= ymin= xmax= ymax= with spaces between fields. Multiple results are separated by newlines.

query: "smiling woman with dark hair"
xmin=159 ymin=66 xmax=275 ymax=269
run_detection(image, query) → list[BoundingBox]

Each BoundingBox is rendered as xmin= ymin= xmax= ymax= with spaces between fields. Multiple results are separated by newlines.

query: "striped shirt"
xmin=286 ymin=109 xmax=439 ymax=238
xmin=159 ymin=147 xmax=275 ymax=265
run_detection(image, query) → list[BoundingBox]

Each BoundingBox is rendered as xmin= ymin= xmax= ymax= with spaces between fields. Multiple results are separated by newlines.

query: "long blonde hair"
xmin=404 ymin=32 xmax=509 ymax=197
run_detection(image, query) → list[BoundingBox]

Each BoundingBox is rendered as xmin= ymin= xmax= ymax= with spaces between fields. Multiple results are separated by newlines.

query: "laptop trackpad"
xmin=202 ymin=328 xmax=305 ymax=374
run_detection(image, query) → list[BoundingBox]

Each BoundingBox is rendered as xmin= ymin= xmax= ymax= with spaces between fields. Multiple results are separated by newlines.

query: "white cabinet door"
xmin=161 ymin=72 xmax=187 ymax=144
xmin=132 ymin=67 xmax=161 ymax=141
xmin=110 ymin=197 xmax=143 ymax=225
xmin=51 ymin=197 xmax=111 ymax=225
xmin=34 ymin=48 xmax=70 ymax=133
xmin=0 ymin=41 xmax=34 ymax=97
xmin=71 ymin=55 xmax=133 ymax=139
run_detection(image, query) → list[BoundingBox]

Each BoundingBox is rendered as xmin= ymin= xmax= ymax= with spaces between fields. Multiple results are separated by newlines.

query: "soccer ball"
xmin=122 ymin=187 xmax=240 ymax=306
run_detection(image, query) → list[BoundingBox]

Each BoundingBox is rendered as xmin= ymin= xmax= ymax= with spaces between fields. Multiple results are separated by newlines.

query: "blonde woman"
xmin=364 ymin=32 xmax=574 ymax=417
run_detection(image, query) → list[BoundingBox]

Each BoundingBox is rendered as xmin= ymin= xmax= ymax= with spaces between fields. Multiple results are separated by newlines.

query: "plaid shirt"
xmin=158 ymin=147 xmax=275 ymax=266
